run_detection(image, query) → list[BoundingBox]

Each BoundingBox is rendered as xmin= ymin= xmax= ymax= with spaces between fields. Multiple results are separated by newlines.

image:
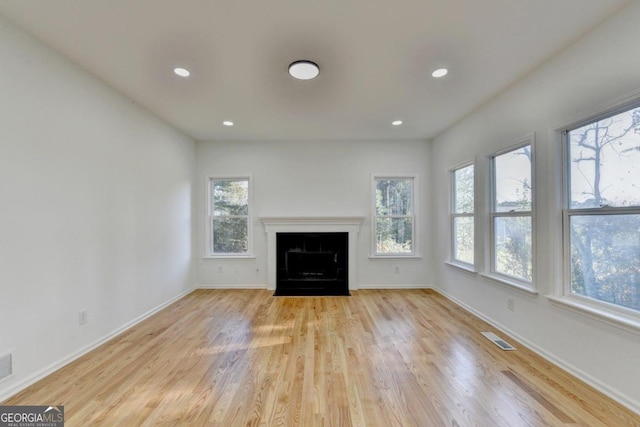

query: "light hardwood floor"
xmin=4 ymin=289 xmax=639 ymax=426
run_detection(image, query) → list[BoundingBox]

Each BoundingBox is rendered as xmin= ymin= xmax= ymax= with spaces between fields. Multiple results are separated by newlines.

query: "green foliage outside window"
xmin=211 ymin=179 xmax=249 ymax=254
xmin=375 ymin=178 xmax=413 ymax=254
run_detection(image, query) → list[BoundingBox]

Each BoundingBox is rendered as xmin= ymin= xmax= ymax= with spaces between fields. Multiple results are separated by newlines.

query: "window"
xmin=208 ymin=177 xmax=251 ymax=256
xmin=490 ymin=142 xmax=533 ymax=284
xmin=451 ymin=164 xmax=475 ymax=266
xmin=564 ymin=104 xmax=640 ymax=313
xmin=373 ymin=176 xmax=417 ymax=256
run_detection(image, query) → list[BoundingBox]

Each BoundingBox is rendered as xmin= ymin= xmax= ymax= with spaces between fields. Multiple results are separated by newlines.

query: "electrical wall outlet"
xmin=394 ymin=266 xmax=400 ymax=273
xmin=507 ymin=298 xmax=515 ymax=311
xmin=79 ymin=310 xmax=88 ymax=325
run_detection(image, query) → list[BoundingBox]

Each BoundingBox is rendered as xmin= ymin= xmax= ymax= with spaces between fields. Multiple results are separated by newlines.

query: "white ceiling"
xmin=0 ymin=0 xmax=629 ymax=141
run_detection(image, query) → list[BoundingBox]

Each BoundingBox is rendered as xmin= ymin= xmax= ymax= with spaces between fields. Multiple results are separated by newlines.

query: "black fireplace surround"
xmin=275 ymin=232 xmax=349 ymax=296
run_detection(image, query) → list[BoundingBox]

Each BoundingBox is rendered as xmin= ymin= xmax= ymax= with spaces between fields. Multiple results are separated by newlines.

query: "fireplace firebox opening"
xmin=275 ymin=232 xmax=349 ymax=296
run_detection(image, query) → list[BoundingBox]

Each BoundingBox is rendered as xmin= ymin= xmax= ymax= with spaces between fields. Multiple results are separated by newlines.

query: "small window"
xmin=491 ymin=143 xmax=533 ymax=283
xmin=373 ymin=176 xmax=416 ymax=256
xmin=208 ymin=177 xmax=251 ymax=256
xmin=451 ymin=164 xmax=475 ymax=266
xmin=564 ymin=104 xmax=640 ymax=313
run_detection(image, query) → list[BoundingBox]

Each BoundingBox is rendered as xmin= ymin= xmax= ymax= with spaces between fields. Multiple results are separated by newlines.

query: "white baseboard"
xmin=196 ymin=284 xmax=267 ymax=289
xmin=433 ymin=288 xmax=640 ymax=417
xmin=357 ymin=283 xmax=432 ymax=290
xmin=0 ymin=287 xmax=195 ymax=403
xmin=196 ymin=284 xmax=432 ymax=291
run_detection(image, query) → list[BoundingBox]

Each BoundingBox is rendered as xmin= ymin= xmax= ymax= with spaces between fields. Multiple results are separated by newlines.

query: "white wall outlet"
xmin=79 ymin=310 xmax=88 ymax=325
xmin=507 ymin=298 xmax=515 ymax=311
xmin=394 ymin=265 xmax=400 ymax=273
xmin=217 ymin=266 xmax=223 ymax=273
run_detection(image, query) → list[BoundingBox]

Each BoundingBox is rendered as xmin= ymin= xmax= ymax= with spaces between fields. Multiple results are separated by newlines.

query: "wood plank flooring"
xmin=4 ymin=289 xmax=639 ymax=426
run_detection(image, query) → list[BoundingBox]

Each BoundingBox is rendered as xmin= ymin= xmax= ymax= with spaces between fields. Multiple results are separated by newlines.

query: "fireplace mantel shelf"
xmin=261 ymin=216 xmax=365 ymax=227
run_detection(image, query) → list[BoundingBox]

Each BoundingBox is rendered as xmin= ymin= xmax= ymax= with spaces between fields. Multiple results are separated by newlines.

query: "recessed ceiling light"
xmin=288 ymin=60 xmax=320 ymax=80
xmin=432 ymin=68 xmax=448 ymax=78
xmin=173 ymin=67 xmax=191 ymax=77
xmin=223 ymin=121 xmax=234 ymax=126
xmin=392 ymin=120 xmax=403 ymax=126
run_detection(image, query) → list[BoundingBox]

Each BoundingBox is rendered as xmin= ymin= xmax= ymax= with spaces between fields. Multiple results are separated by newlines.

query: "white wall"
xmin=0 ymin=16 xmax=195 ymax=400
xmin=196 ymin=139 xmax=432 ymax=288
xmin=431 ymin=2 xmax=640 ymax=413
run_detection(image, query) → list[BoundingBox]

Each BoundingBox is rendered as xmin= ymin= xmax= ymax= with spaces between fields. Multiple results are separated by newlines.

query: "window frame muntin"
xmin=450 ymin=162 xmax=475 ymax=267
xmin=488 ymin=136 xmax=536 ymax=288
xmin=561 ymin=102 xmax=640 ymax=315
xmin=371 ymin=174 xmax=419 ymax=257
xmin=206 ymin=175 xmax=253 ymax=258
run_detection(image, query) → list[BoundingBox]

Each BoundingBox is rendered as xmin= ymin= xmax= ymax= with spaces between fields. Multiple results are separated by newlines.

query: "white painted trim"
xmin=357 ymin=284 xmax=432 ymax=289
xmin=487 ymin=134 xmax=537 ymax=289
xmin=0 ymin=287 xmax=195 ymax=403
xmin=261 ymin=216 xmax=365 ymax=291
xmin=444 ymin=261 xmax=477 ymax=274
xmin=197 ymin=284 xmax=267 ymax=290
xmin=434 ymin=288 xmax=640 ymax=417
xmin=261 ymin=216 xmax=365 ymax=226
xmin=546 ymin=295 xmax=640 ymax=336
xmin=202 ymin=255 xmax=256 ymax=260
xmin=449 ymin=161 xmax=476 ymax=267
xmin=205 ymin=175 xmax=253 ymax=258
xmin=479 ymin=272 xmax=538 ymax=296
xmin=368 ymin=255 xmax=423 ymax=260
xmin=371 ymin=174 xmax=420 ymax=257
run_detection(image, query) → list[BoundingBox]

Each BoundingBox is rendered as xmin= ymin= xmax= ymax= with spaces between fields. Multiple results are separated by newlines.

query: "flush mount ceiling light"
xmin=431 ymin=68 xmax=448 ymax=78
xmin=173 ymin=67 xmax=191 ymax=77
xmin=288 ymin=60 xmax=320 ymax=80
xmin=222 ymin=121 xmax=234 ymax=126
xmin=392 ymin=120 xmax=403 ymax=126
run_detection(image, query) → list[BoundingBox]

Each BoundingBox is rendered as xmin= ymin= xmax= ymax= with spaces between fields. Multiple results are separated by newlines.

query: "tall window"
xmin=564 ymin=104 xmax=640 ymax=312
xmin=451 ymin=164 xmax=474 ymax=266
xmin=491 ymin=143 xmax=533 ymax=283
xmin=373 ymin=176 xmax=416 ymax=255
xmin=209 ymin=177 xmax=251 ymax=255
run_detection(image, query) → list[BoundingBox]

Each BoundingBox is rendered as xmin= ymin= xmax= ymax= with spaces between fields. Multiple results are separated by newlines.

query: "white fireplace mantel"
xmin=261 ymin=216 xmax=365 ymax=291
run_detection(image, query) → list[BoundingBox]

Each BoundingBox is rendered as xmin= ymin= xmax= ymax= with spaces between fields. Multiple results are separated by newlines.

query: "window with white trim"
xmin=564 ymin=104 xmax=640 ymax=313
xmin=373 ymin=176 xmax=416 ymax=256
xmin=490 ymin=142 xmax=533 ymax=284
xmin=208 ymin=177 xmax=251 ymax=256
xmin=451 ymin=164 xmax=475 ymax=266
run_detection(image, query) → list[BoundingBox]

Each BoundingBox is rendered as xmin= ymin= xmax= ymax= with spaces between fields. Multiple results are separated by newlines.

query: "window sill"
xmin=369 ymin=255 xmax=422 ymax=260
xmin=444 ymin=261 xmax=477 ymax=274
xmin=479 ymin=273 xmax=538 ymax=296
xmin=546 ymin=295 xmax=640 ymax=335
xmin=203 ymin=254 xmax=256 ymax=260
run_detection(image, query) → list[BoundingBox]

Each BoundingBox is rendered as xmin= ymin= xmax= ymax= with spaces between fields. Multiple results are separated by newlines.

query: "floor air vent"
xmin=481 ymin=332 xmax=516 ymax=351
xmin=0 ymin=352 xmax=13 ymax=381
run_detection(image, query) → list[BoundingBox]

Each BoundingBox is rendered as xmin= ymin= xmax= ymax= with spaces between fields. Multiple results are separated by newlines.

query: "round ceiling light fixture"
xmin=173 ymin=67 xmax=191 ymax=77
xmin=431 ymin=68 xmax=448 ymax=78
xmin=392 ymin=120 xmax=403 ymax=126
xmin=288 ymin=60 xmax=320 ymax=80
xmin=222 ymin=120 xmax=234 ymax=126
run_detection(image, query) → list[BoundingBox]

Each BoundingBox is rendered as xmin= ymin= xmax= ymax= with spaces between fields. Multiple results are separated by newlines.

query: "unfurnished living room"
xmin=1 ymin=1 xmax=639 ymax=426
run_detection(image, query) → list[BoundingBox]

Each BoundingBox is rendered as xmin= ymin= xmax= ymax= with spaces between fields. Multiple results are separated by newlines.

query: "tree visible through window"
xmin=491 ymin=144 xmax=533 ymax=282
xmin=374 ymin=177 xmax=415 ymax=255
xmin=566 ymin=105 xmax=640 ymax=312
xmin=210 ymin=178 xmax=250 ymax=254
xmin=452 ymin=164 xmax=474 ymax=265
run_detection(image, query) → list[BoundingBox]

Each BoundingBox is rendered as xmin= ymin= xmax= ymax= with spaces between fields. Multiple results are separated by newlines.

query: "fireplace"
xmin=275 ymin=232 xmax=348 ymax=296
xmin=261 ymin=216 xmax=364 ymax=294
